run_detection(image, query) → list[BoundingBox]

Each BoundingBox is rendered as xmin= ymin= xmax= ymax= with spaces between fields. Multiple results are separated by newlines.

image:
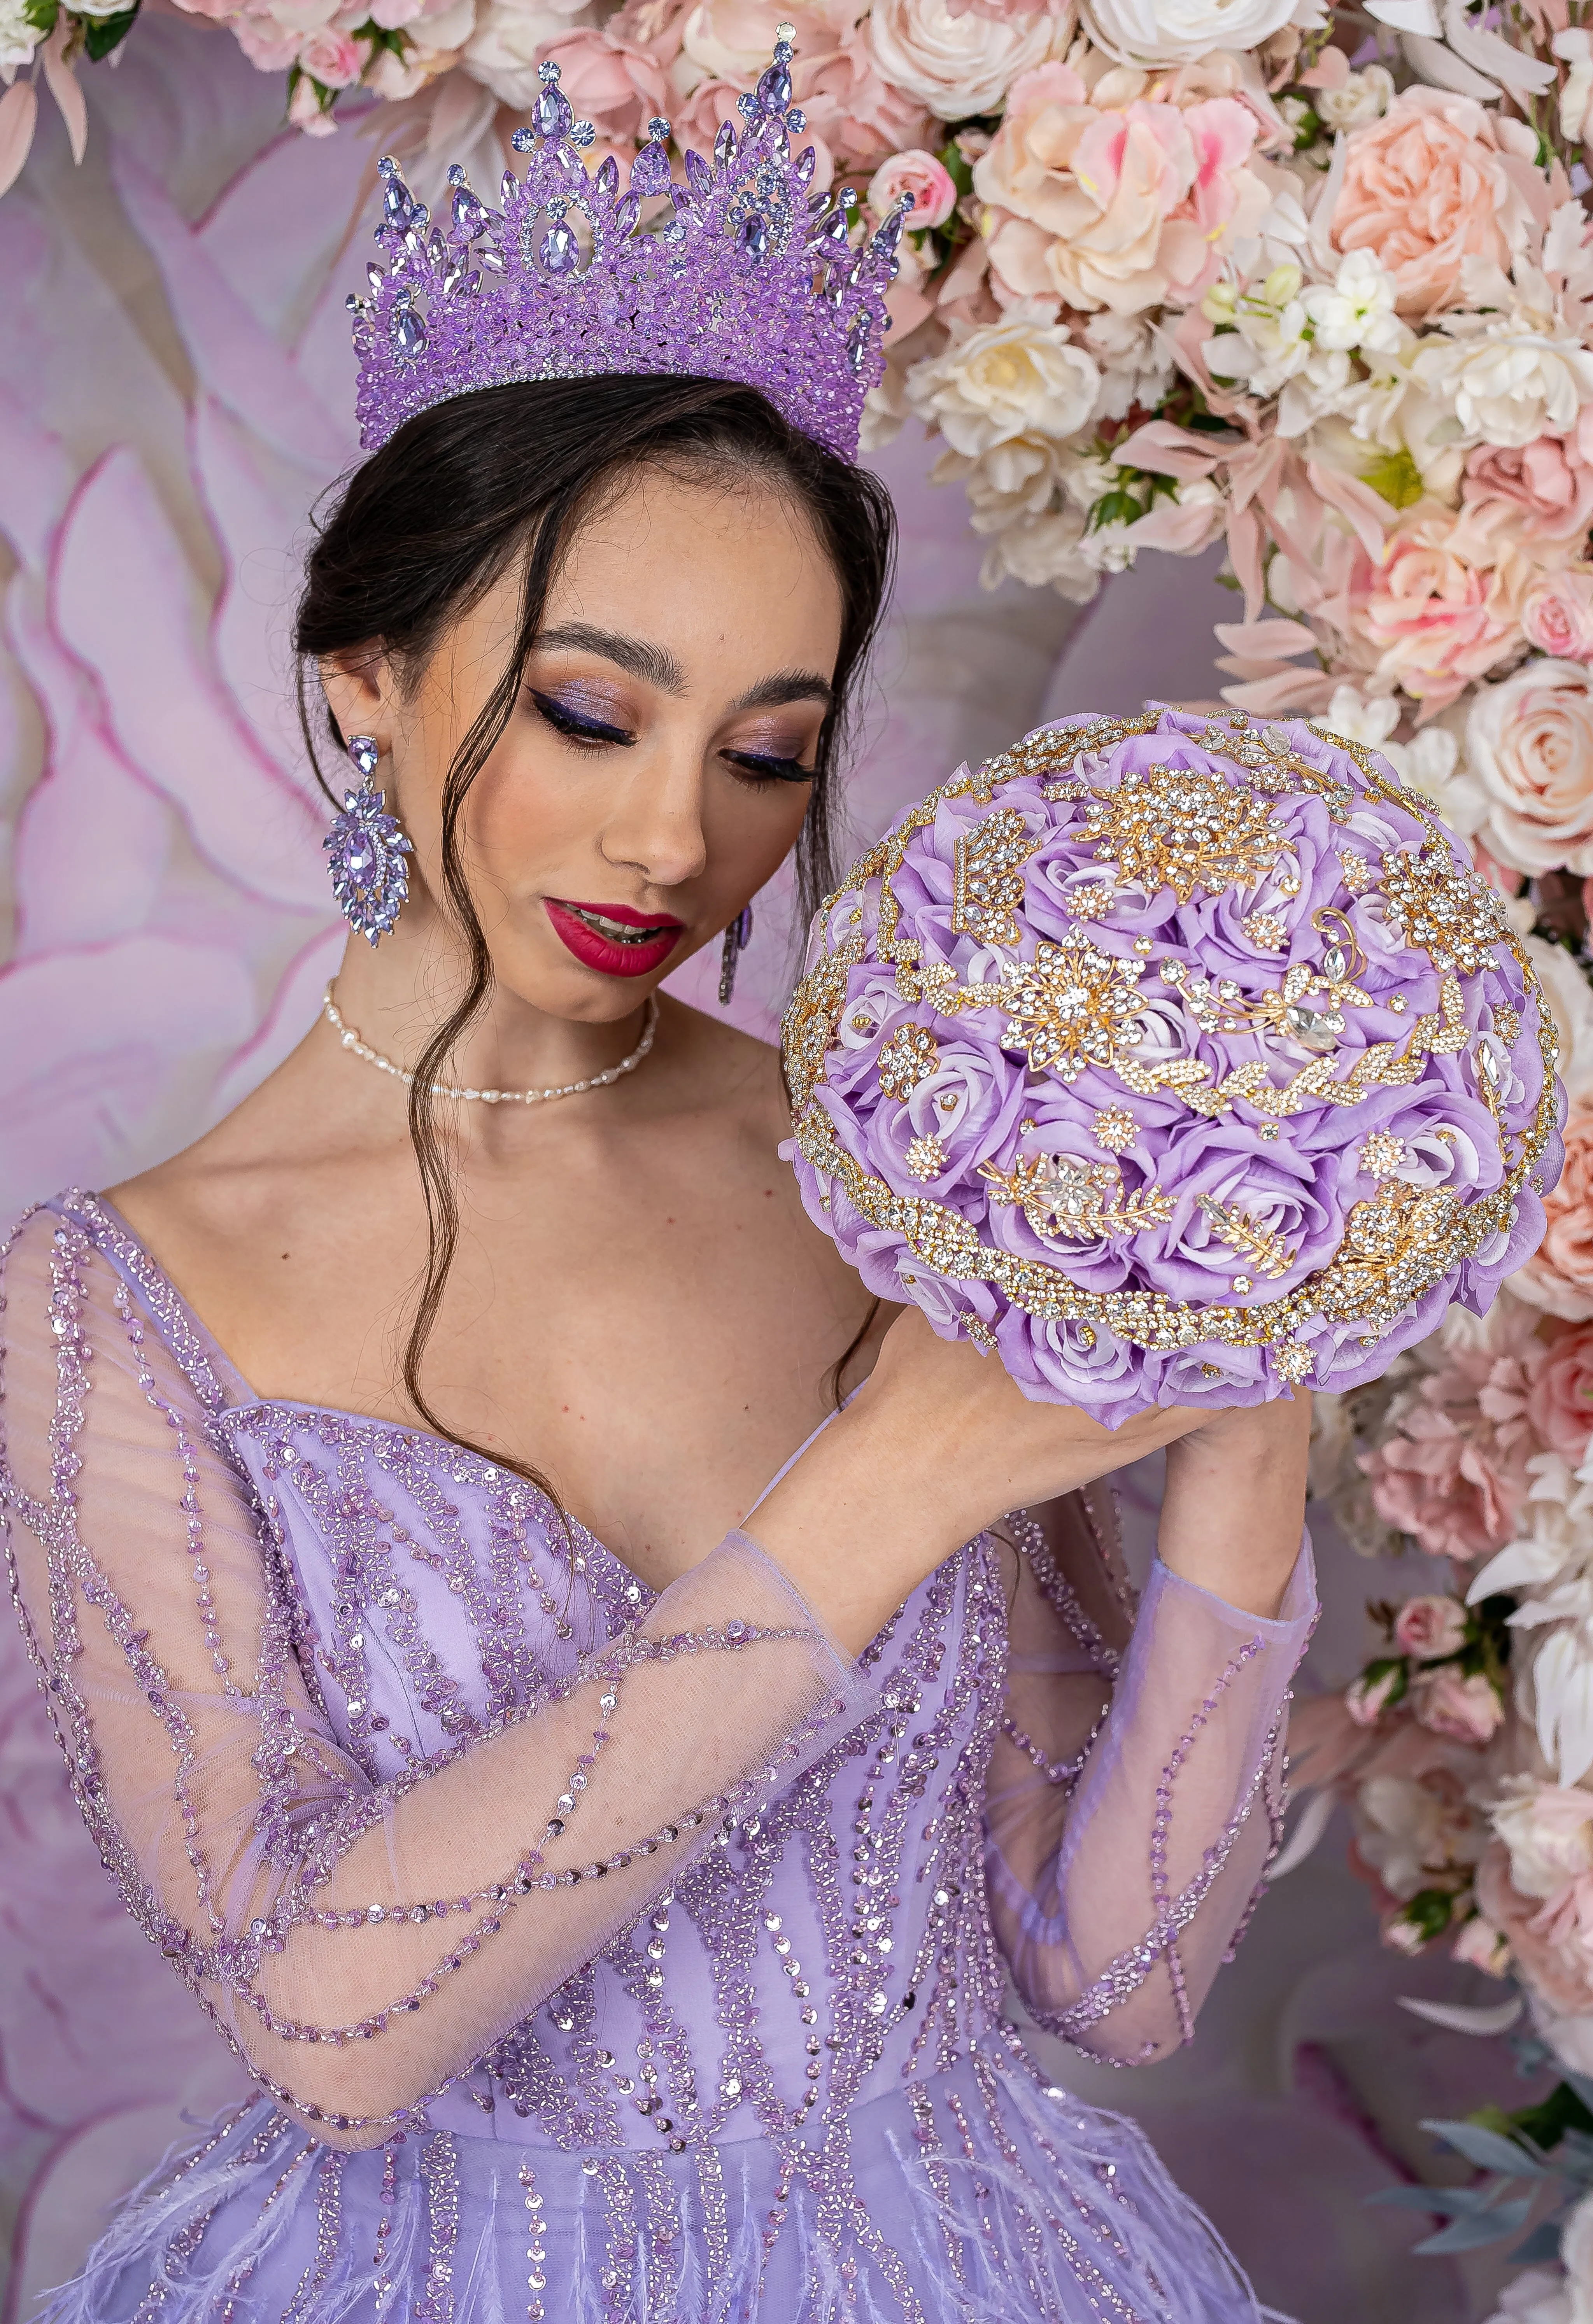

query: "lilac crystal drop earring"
xmin=324 ymin=734 xmax=413 ymax=945
xmin=718 ymin=905 xmax=754 ymax=1005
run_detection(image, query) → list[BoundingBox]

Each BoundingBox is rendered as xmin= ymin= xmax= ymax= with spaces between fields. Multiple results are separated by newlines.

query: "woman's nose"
xmin=600 ymin=740 xmax=711 ymax=890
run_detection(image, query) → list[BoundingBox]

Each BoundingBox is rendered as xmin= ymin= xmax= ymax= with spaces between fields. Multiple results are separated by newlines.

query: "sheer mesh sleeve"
xmin=985 ymin=1493 xmax=1315 ymax=2067
xmin=0 ymin=1208 xmax=877 ymax=2151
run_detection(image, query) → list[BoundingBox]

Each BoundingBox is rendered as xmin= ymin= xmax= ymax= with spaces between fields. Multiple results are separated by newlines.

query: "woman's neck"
xmin=324 ymin=918 xmax=653 ymax=1101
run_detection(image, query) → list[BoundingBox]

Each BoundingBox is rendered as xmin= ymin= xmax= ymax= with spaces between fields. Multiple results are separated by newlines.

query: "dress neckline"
xmin=57 ymin=1189 xmax=661 ymax=1605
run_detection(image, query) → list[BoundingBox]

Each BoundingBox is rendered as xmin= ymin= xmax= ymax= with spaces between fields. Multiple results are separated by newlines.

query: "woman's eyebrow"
xmin=534 ymin=623 xmax=686 ymax=694
xmin=730 ymin=672 xmax=834 ymax=713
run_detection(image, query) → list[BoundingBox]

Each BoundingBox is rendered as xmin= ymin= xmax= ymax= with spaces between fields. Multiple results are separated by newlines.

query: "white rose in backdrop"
xmin=1466 ymin=658 xmax=1593 ymax=875
xmin=867 ymin=0 xmax=1063 ymax=120
xmin=1410 ymin=324 xmax=1593 ymax=452
xmin=1079 ymin=0 xmax=1320 ymax=67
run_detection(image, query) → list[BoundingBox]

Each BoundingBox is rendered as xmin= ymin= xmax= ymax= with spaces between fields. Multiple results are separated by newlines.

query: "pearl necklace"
xmin=321 ymin=985 xmax=659 ymax=1105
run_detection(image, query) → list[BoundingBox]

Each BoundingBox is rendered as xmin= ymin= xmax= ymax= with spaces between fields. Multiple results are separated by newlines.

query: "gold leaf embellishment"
xmin=979 ymin=1152 xmax=1174 ymax=1241
xmin=1195 ymin=1195 xmax=1299 ymax=1280
xmin=1378 ymin=844 xmax=1506 ymax=975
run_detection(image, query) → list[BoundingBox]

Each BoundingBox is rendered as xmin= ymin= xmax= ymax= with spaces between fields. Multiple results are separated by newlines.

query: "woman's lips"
xmin=544 ymin=898 xmax=684 ymax=979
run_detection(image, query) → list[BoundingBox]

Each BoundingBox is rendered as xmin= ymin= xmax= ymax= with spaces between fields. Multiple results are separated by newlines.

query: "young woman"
xmin=0 ymin=82 xmax=1314 ymax=2324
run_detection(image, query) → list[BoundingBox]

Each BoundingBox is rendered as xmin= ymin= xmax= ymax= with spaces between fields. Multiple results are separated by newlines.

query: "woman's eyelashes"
xmin=529 ymin=687 xmax=815 ymax=781
xmin=529 ymin=689 xmax=636 ymax=748
xmin=721 ymin=744 xmax=816 ymax=785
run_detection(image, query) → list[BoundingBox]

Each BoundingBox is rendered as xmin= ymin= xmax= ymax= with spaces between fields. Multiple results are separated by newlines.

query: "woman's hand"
xmin=750 ymin=1308 xmax=1211 ymax=1654
xmin=1157 ymin=1392 xmax=1313 ymax=1619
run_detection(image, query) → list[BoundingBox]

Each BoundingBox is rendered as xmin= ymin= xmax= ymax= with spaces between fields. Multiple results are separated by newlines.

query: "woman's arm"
xmin=981 ymin=1401 xmax=1317 ymax=2066
xmin=2 ymin=1213 xmax=878 ymax=2151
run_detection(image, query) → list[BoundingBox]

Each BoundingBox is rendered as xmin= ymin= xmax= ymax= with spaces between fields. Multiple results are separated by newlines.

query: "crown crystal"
xmin=350 ymin=42 xmax=906 ymax=464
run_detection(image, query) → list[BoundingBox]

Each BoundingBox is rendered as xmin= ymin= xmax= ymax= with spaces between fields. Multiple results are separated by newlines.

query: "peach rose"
xmin=1411 ymin=1667 xmax=1504 ymax=1745
xmin=1330 ymin=88 xmax=1535 ymax=320
xmin=1466 ymin=658 xmax=1593 ymax=876
xmin=1516 ymin=1099 xmax=1593 ymax=1321
xmin=1477 ymin=1839 xmax=1593 ymax=2015
xmin=1360 ymin=516 xmax=1524 ymax=711
xmin=1393 ymin=1594 xmax=1470 ymax=1662
xmin=975 ymin=63 xmax=1267 ymax=316
xmin=1523 ymin=569 xmax=1593 ymax=663
xmin=869 ymin=146 xmax=958 ymax=229
xmin=1536 ymin=1322 xmax=1593 ymax=1455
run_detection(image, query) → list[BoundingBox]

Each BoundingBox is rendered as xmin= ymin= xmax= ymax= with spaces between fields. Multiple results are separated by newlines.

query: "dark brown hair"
xmin=294 ymin=374 xmax=895 ymax=1482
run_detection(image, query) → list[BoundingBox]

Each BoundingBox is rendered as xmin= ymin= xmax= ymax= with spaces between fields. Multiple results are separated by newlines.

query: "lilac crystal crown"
xmin=347 ymin=30 xmax=910 ymax=464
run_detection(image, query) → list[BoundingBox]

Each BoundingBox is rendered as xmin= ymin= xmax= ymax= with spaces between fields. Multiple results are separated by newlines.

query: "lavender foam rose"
xmin=780 ymin=703 xmax=1567 ymax=1424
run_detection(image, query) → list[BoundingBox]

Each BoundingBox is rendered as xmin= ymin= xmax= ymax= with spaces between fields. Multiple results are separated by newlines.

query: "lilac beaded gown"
xmin=1 ymin=1192 xmax=1315 ymax=2324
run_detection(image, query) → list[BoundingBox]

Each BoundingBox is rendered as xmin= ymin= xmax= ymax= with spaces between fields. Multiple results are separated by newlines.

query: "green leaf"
xmin=937 ymin=140 xmax=974 ymax=198
xmin=1421 ymin=2119 xmax=1548 ymax=2177
xmin=82 ymin=0 xmax=139 ymax=59
xmin=1403 ymin=1886 xmax=1460 ymax=1941
xmin=21 ymin=0 xmax=58 ymax=30
xmin=1089 ymin=490 xmax=1141 ymax=532
xmin=1413 ymin=2196 xmax=1533 ymax=2255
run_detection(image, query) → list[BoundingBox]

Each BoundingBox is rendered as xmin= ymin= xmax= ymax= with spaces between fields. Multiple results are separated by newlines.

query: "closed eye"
xmin=530 ymin=690 xmax=636 ymax=748
xmin=722 ymin=747 xmax=816 ymax=785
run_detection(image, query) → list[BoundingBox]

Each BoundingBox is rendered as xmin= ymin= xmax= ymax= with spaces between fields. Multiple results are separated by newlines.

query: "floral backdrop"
xmin=14 ymin=0 xmax=1593 ymax=2317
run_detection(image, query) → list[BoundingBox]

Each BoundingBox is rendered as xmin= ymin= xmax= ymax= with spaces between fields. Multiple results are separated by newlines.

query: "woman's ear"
xmin=319 ymin=648 xmax=389 ymax=751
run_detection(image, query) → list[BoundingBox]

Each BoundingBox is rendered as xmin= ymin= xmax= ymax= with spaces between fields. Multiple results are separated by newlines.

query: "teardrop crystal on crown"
xmin=345 ymin=26 xmax=913 ymax=465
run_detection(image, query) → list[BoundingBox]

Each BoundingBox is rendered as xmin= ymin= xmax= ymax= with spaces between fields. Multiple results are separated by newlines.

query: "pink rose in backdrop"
xmin=1393 ymin=1595 xmax=1470 ymax=1662
xmin=297 ymin=26 xmax=369 ymax=85
xmin=976 ymin=64 xmax=1267 ymax=315
xmin=1516 ymin=1099 xmax=1593 ymax=1320
xmin=1522 ymin=569 xmax=1593 ymax=662
xmin=1359 ymin=1335 xmax=1543 ymax=1560
xmin=1462 ymin=422 xmax=1593 ymax=550
xmin=1360 ymin=518 xmax=1525 ymax=709
xmin=869 ymin=146 xmax=959 ymax=227
xmin=1330 ymin=87 xmax=1535 ymax=319
xmin=1411 ymin=1668 xmax=1505 ymax=1745
xmin=1536 ymin=1320 xmax=1593 ymax=1455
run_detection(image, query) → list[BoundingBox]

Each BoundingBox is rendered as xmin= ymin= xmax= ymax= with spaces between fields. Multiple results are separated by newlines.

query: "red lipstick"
xmin=544 ymin=897 xmax=684 ymax=979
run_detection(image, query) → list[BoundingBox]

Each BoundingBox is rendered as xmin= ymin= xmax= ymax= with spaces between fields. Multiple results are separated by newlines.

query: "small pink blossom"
xmin=296 ymin=25 xmax=366 ymax=86
xmin=869 ymin=146 xmax=958 ymax=229
xmin=1411 ymin=1667 xmax=1504 ymax=1746
xmin=1522 ymin=569 xmax=1593 ymax=662
xmin=1346 ymin=1666 xmax=1403 ymax=1725
xmin=1450 ymin=1911 xmax=1511 ymax=1974
xmin=1393 ymin=1594 xmax=1470 ymax=1663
